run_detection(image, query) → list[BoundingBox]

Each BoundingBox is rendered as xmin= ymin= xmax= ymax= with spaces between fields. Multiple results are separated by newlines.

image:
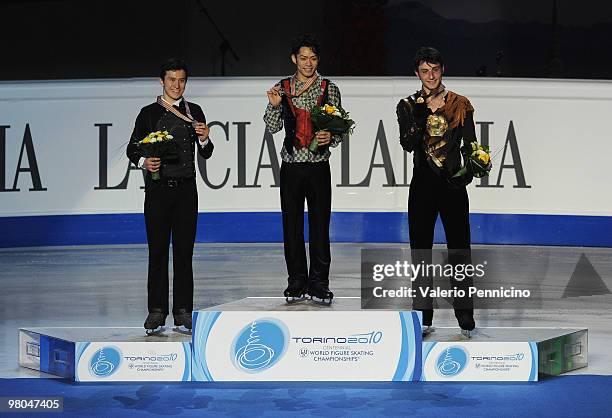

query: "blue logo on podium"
xmin=436 ymin=346 xmax=468 ymax=377
xmin=232 ymin=319 xmax=288 ymax=373
xmin=89 ymin=346 xmax=121 ymax=377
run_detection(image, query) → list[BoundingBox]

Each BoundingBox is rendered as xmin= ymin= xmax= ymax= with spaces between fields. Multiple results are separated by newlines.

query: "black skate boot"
xmin=173 ymin=309 xmax=192 ymax=335
xmin=455 ymin=309 xmax=476 ymax=338
xmin=308 ymin=281 xmax=334 ymax=305
xmin=144 ymin=309 xmax=167 ymax=336
xmin=418 ymin=309 xmax=435 ymax=338
xmin=284 ymin=278 xmax=308 ymax=303
xmin=422 ymin=325 xmax=435 ymax=337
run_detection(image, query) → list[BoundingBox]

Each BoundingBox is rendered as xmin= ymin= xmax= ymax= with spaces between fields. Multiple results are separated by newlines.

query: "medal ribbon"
xmin=157 ymin=96 xmax=196 ymax=124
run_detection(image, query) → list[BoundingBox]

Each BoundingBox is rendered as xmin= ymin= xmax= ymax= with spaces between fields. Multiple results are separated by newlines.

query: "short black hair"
xmin=160 ymin=58 xmax=188 ymax=80
xmin=291 ymin=34 xmax=320 ymax=57
xmin=414 ymin=47 xmax=444 ymax=71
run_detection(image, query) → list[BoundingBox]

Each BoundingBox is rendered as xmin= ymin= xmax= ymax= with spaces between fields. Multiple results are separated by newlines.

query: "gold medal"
xmin=426 ymin=114 xmax=449 ymax=137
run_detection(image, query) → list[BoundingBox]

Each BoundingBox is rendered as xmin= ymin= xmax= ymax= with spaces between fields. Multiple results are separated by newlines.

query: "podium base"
xmin=17 ymin=298 xmax=588 ymax=382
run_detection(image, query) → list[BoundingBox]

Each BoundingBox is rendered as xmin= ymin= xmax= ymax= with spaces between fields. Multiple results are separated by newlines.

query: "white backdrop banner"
xmin=1 ymin=77 xmax=611 ymax=217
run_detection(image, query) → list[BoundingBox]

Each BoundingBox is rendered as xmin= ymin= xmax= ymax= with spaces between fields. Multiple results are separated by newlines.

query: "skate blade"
xmin=461 ymin=329 xmax=474 ymax=339
xmin=285 ymin=294 xmax=307 ymax=304
xmin=173 ymin=325 xmax=192 ymax=335
xmin=145 ymin=326 xmax=166 ymax=336
xmin=309 ymin=296 xmax=333 ymax=306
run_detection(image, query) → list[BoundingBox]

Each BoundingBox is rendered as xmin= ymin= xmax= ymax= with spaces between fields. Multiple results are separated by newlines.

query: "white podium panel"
xmin=75 ymin=341 xmax=191 ymax=382
xmin=422 ymin=341 xmax=537 ymax=381
xmin=192 ymin=308 xmax=422 ymax=382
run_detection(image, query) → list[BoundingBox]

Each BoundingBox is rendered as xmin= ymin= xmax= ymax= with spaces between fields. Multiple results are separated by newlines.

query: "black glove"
xmin=396 ymin=93 xmax=427 ymax=152
xmin=397 ymin=97 xmax=423 ymax=153
xmin=409 ymin=92 xmax=428 ymax=125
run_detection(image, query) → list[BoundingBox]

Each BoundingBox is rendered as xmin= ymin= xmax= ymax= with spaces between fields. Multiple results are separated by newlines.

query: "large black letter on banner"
xmin=355 ymin=120 xmax=396 ymax=187
xmin=12 ymin=124 xmax=46 ymax=191
xmin=496 ymin=121 xmax=531 ymax=188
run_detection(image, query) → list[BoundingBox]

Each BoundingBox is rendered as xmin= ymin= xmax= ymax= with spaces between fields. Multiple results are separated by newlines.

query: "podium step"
xmin=421 ymin=327 xmax=587 ymax=381
xmin=193 ymin=298 xmax=422 ymax=382
xmin=19 ymin=327 xmax=191 ymax=382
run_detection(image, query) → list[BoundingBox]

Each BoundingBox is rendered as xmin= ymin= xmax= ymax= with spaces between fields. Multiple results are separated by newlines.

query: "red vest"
xmin=281 ymin=78 xmax=328 ymax=149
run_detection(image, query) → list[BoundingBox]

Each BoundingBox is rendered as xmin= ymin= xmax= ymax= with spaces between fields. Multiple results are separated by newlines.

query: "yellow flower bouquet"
xmin=138 ymin=130 xmax=176 ymax=180
xmin=453 ymin=141 xmax=492 ymax=179
xmin=309 ymin=103 xmax=355 ymax=152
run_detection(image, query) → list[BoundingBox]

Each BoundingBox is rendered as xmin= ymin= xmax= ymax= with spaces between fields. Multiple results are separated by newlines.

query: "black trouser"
xmin=280 ymin=161 xmax=332 ymax=287
xmin=408 ymin=173 xmax=473 ymax=326
xmin=144 ymin=178 xmax=198 ymax=315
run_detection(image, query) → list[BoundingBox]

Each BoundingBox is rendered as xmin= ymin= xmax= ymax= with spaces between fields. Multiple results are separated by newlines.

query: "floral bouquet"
xmin=453 ymin=141 xmax=492 ymax=179
xmin=138 ymin=130 xmax=176 ymax=180
xmin=309 ymin=104 xmax=355 ymax=152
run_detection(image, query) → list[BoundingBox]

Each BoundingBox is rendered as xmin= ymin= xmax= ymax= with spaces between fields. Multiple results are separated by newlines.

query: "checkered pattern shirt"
xmin=263 ymin=75 xmax=343 ymax=163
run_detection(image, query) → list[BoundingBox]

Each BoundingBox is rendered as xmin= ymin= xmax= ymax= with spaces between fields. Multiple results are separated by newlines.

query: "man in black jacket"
xmin=126 ymin=58 xmax=213 ymax=335
xmin=396 ymin=47 xmax=476 ymax=337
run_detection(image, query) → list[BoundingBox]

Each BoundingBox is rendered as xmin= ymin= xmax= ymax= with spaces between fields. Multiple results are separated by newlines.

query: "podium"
xmin=18 ymin=297 xmax=588 ymax=382
xmin=191 ymin=297 xmax=422 ymax=381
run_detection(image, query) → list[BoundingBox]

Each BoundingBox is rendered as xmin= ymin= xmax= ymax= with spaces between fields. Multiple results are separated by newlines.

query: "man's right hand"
xmin=410 ymin=95 xmax=428 ymax=121
xmin=266 ymin=85 xmax=282 ymax=108
xmin=143 ymin=157 xmax=161 ymax=173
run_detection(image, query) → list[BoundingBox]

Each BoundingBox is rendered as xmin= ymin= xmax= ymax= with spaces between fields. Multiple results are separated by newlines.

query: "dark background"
xmin=1 ymin=0 xmax=610 ymax=80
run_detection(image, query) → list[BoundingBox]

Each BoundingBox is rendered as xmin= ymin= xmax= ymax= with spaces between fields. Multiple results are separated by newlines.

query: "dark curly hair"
xmin=413 ymin=47 xmax=444 ymax=71
xmin=291 ymin=34 xmax=320 ymax=57
xmin=160 ymin=58 xmax=188 ymax=80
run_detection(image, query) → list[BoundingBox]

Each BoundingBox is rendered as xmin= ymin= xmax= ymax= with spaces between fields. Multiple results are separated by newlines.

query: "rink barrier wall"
xmin=1 ymin=211 xmax=610 ymax=248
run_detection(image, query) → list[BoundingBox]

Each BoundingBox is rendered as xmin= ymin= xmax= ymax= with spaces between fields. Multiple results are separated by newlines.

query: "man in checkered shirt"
xmin=263 ymin=34 xmax=342 ymax=305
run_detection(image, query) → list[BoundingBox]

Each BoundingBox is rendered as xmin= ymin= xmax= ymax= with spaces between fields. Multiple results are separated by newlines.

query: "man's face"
xmin=291 ymin=47 xmax=319 ymax=79
xmin=160 ymin=69 xmax=187 ymax=101
xmin=415 ymin=61 xmax=443 ymax=91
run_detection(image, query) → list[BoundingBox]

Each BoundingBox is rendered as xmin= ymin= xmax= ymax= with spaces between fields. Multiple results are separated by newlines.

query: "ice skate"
xmin=284 ymin=279 xmax=308 ymax=303
xmin=144 ymin=310 xmax=167 ymax=336
xmin=173 ymin=309 xmax=192 ymax=334
xmin=455 ymin=309 xmax=475 ymax=338
xmin=455 ymin=309 xmax=476 ymax=333
xmin=461 ymin=329 xmax=473 ymax=339
xmin=308 ymin=282 xmax=334 ymax=305
xmin=422 ymin=325 xmax=435 ymax=337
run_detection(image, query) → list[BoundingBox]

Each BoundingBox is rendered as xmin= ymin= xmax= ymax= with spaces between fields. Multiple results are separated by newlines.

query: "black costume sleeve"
xmin=449 ymin=109 xmax=476 ymax=188
xmin=462 ymin=110 xmax=477 ymax=146
xmin=126 ymin=109 xmax=150 ymax=166
xmin=192 ymin=105 xmax=214 ymax=160
xmin=396 ymin=98 xmax=425 ymax=153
